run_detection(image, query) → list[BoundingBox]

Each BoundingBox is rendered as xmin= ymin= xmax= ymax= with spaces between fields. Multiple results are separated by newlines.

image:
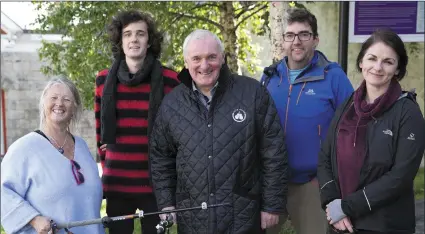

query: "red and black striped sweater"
xmin=95 ymin=67 xmax=179 ymax=198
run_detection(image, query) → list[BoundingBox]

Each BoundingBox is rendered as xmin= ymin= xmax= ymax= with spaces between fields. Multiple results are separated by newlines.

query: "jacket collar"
xmin=263 ymin=50 xmax=335 ymax=84
xmin=281 ymin=50 xmax=331 ymax=70
xmin=278 ymin=50 xmax=334 ymax=84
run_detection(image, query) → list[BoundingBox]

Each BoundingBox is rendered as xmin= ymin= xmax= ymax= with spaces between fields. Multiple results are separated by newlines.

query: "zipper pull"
xmin=318 ymin=125 xmax=322 ymax=145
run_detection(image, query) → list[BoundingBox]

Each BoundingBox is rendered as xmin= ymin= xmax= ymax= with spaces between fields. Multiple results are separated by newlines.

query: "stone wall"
xmin=1 ymin=52 xmax=97 ymax=159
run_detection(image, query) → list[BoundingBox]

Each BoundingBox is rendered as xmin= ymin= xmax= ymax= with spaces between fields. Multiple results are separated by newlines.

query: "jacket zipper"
xmin=318 ymin=124 xmax=322 ymax=146
xmin=284 ymin=84 xmax=292 ymax=134
xmin=281 ymin=61 xmax=315 ymax=133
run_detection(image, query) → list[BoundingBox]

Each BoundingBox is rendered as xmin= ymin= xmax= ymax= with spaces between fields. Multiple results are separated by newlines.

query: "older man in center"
xmin=149 ymin=29 xmax=288 ymax=234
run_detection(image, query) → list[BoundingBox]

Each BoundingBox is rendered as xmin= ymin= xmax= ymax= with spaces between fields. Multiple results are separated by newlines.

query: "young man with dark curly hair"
xmin=94 ymin=10 xmax=179 ymax=234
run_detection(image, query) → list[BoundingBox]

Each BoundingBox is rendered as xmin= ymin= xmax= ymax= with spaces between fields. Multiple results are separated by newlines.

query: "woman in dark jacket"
xmin=317 ymin=28 xmax=425 ymax=234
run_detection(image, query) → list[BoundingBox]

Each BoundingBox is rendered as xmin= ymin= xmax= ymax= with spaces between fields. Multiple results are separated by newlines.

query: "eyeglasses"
xmin=70 ymin=160 xmax=85 ymax=185
xmin=283 ymin=32 xmax=313 ymax=42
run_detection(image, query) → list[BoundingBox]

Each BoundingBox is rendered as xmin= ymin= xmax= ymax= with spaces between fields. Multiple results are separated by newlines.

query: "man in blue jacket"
xmin=262 ymin=8 xmax=354 ymax=234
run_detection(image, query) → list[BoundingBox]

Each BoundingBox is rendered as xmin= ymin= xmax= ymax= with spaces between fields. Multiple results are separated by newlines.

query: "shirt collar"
xmin=192 ymin=81 xmax=219 ymax=96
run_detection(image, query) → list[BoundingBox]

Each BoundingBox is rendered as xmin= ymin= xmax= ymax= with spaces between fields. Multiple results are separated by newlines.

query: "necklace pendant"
xmin=58 ymin=148 xmax=64 ymax=154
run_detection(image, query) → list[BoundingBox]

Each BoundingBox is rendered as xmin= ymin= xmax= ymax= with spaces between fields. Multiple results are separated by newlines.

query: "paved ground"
xmin=416 ymin=199 xmax=424 ymax=234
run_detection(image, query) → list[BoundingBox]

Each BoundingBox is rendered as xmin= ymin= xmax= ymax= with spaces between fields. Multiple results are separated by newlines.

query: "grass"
xmin=1 ymin=167 xmax=424 ymax=234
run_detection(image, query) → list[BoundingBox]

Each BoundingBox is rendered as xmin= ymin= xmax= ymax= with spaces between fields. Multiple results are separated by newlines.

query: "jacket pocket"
xmin=234 ymin=167 xmax=261 ymax=201
xmin=367 ymin=123 xmax=395 ymax=167
xmin=384 ymin=192 xmax=415 ymax=231
xmin=232 ymin=193 xmax=261 ymax=234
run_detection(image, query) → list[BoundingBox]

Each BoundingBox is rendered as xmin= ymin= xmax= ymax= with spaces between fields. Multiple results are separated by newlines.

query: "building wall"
xmin=0 ymin=52 xmax=97 ymax=158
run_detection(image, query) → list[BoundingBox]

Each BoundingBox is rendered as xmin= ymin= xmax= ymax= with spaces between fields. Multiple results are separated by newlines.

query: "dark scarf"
xmin=101 ymin=53 xmax=164 ymax=144
xmin=336 ymin=79 xmax=402 ymax=198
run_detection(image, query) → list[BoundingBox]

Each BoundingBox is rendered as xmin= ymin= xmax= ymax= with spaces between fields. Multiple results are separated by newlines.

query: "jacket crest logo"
xmin=232 ymin=109 xmax=246 ymax=123
xmin=383 ymin=129 xmax=393 ymax=136
xmin=407 ymin=133 xmax=415 ymax=140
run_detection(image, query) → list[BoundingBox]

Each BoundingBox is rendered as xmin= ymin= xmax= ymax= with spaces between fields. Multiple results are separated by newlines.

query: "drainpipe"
xmin=338 ymin=1 xmax=349 ymax=73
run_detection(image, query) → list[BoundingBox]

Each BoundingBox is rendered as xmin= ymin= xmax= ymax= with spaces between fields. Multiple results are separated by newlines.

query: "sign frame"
xmin=349 ymin=1 xmax=424 ymax=43
xmin=1 ymin=89 xmax=6 ymax=156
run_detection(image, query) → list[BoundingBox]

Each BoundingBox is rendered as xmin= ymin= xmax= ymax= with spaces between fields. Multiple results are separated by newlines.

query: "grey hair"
xmin=182 ymin=29 xmax=224 ymax=58
xmin=38 ymin=75 xmax=83 ymax=132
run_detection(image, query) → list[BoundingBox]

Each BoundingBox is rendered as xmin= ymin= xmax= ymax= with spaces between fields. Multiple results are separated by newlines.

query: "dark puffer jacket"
xmin=150 ymin=65 xmax=288 ymax=234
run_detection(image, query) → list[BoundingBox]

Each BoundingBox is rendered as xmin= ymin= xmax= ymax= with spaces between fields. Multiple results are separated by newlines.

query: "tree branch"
xmin=233 ymin=6 xmax=245 ymax=13
xmin=186 ymin=2 xmax=221 ymax=12
xmin=235 ymin=2 xmax=260 ymax=19
xmin=168 ymin=3 xmax=220 ymax=26
xmin=235 ymin=4 xmax=267 ymax=30
xmin=168 ymin=12 xmax=223 ymax=30
xmin=235 ymin=8 xmax=248 ymax=19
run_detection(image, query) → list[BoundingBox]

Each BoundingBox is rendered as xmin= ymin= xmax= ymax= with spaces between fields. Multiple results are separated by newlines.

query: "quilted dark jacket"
xmin=150 ymin=65 xmax=288 ymax=234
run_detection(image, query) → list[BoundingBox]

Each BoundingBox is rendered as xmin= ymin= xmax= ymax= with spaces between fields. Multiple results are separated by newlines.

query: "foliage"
xmin=407 ymin=42 xmax=422 ymax=58
xmin=32 ymin=1 xmax=268 ymax=109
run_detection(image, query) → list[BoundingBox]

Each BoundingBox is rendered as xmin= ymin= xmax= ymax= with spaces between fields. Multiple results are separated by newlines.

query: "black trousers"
xmin=106 ymin=193 xmax=160 ymax=234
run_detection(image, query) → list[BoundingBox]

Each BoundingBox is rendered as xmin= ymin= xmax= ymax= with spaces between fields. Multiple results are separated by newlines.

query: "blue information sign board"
xmin=349 ymin=1 xmax=424 ymax=43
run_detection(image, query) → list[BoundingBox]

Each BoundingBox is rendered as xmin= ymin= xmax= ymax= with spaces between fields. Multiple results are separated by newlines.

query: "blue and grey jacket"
xmin=261 ymin=50 xmax=354 ymax=184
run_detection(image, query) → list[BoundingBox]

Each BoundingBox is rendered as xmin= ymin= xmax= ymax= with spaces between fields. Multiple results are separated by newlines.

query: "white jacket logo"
xmin=383 ymin=129 xmax=393 ymax=136
xmin=407 ymin=133 xmax=415 ymax=140
xmin=305 ymin=89 xmax=316 ymax=95
xmin=232 ymin=109 xmax=246 ymax=122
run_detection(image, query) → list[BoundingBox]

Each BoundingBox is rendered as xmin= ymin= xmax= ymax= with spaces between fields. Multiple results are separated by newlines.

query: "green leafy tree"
xmin=33 ymin=1 xmax=268 ymax=108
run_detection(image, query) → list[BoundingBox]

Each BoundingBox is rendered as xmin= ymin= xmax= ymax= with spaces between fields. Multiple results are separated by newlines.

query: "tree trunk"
xmin=270 ymin=1 xmax=288 ymax=63
xmin=219 ymin=2 xmax=239 ymax=73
